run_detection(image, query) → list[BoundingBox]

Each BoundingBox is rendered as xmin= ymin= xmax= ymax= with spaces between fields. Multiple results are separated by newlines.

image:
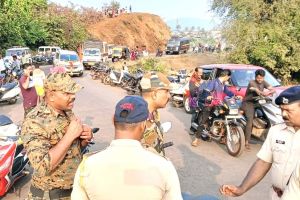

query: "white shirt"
xmin=0 ymin=59 xmax=5 ymax=72
xmin=281 ymin=161 xmax=300 ymax=200
xmin=71 ymin=139 xmax=183 ymax=200
xmin=257 ymin=124 xmax=300 ymax=199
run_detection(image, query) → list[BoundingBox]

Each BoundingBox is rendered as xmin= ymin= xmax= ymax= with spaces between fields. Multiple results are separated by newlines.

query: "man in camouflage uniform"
xmin=139 ymin=71 xmax=171 ymax=156
xmin=21 ymin=73 xmax=93 ymax=200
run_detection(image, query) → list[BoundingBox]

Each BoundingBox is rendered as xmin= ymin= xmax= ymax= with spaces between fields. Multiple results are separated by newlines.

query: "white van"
xmin=38 ymin=46 xmax=61 ymax=56
xmin=54 ymin=50 xmax=84 ymax=77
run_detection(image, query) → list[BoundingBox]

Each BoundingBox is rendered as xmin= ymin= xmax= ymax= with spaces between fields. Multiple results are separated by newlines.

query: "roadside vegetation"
xmin=212 ymin=0 xmax=300 ymax=84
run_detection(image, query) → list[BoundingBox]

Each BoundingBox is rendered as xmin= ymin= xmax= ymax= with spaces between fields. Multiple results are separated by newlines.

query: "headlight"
xmin=229 ymin=109 xmax=239 ymax=115
xmin=12 ymin=71 xmax=17 ymax=76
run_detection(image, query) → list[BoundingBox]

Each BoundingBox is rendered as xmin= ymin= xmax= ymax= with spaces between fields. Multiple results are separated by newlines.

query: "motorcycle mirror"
xmin=161 ymin=122 xmax=172 ymax=133
xmin=236 ymin=87 xmax=241 ymax=91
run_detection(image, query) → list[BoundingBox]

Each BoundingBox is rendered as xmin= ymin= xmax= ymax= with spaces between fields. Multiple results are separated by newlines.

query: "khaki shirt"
xmin=281 ymin=161 xmax=300 ymax=200
xmin=257 ymin=124 xmax=300 ymax=198
xmin=21 ymin=102 xmax=82 ymax=190
xmin=141 ymin=110 xmax=165 ymax=156
xmin=71 ymin=139 xmax=183 ymax=200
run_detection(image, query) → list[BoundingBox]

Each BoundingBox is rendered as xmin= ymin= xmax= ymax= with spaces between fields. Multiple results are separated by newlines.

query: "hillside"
xmin=87 ymin=13 xmax=171 ymax=52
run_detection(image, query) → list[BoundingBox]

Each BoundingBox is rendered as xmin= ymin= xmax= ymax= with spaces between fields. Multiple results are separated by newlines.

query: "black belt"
xmin=30 ymin=185 xmax=72 ymax=199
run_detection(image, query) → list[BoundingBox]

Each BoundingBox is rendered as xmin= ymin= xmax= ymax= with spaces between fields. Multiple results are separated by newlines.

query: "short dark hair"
xmin=195 ymin=67 xmax=199 ymax=72
xmin=219 ymin=69 xmax=231 ymax=77
xmin=113 ymin=121 xmax=143 ymax=131
xmin=255 ymin=69 xmax=265 ymax=77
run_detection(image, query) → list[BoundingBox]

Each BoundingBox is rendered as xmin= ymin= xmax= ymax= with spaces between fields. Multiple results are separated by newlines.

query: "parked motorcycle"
xmin=103 ymin=69 xmax=128 ymax=87
xmin=170 ymin=82 xmax=189 ymax=108
xmin=0 ymin=81 xmax=20 ymax=104
xmin=191 ymin=94 xmax=245 ymax=157
xmin=123 ymin=69 xmax=144 ymax=95
xmin=90 ymin=63 xmax=109 ymax=82
xmin=240 ymin=95 xmax=284 ymax=141
xmin=0 ymin=115 xmax=29 ymax=197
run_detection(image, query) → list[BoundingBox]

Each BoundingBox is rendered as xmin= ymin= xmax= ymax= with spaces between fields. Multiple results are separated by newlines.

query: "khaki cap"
xmin=44 ymin=73 xmax=82 ymax=93
xmin=140 ymin=71 xmax=170 ymax=92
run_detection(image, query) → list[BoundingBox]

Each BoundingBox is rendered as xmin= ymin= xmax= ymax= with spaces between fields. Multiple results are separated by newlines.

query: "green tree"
xmin=109 ymin=0 xmax=120 ymax=11
xmin=0 ymin=0 xmax=48 ymax=53
xmin=211 ymin=0 xmax=300 ymax=83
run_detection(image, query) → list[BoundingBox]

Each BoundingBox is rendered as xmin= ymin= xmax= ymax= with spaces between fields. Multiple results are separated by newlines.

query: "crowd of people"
xmin=2 ymin=61 xmax=299 ymax=199
xmin=102 ymin=5 xmax=132 ymax=18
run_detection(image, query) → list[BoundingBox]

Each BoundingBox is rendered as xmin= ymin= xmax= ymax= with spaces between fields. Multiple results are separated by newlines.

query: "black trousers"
xmin=195 ymin=107 xmax=212 ymax=139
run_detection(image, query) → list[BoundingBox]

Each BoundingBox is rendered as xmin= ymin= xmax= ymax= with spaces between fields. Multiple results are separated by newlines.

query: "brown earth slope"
xmin=87 ymin=13 xmax=171 ymax=52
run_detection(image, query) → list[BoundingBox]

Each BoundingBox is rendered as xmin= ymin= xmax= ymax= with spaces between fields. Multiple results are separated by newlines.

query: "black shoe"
xmin=189 ymin=127 xmax=196 ymax=135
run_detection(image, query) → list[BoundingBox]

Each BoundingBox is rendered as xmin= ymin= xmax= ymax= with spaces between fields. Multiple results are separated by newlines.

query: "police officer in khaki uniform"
xmin=281 ymin=161 xmax=300 ymax=199
xmin=21 ymin=73 xmax=93 ymax=200
xmin=139 ymin=71 xmax=171 ymax=156
xmin=219 ymin=86 xmax=300 ymax=200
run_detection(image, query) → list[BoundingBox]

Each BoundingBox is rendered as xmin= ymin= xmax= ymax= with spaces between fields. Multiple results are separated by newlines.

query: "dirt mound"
xmin=87 ymin=13 xmax=171 ymax=52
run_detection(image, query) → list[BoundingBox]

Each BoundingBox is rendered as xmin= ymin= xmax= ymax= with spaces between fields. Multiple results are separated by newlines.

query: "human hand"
xmin=219 ymin=184 xmax=245 ymax=197
xmin=80 ymin=124 xmax=93 ymax=141
xmin=66 ymin=117 xmax=83 ymax=140
xmin=262 ymin=91 xmax=271 ymax=97
xmin=207 ymin=96 xmax=213 ymax=100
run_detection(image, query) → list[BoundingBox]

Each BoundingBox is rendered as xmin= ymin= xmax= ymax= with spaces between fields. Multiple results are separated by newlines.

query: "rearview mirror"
xmin=161 ymin=122 xmax=172 ymax=133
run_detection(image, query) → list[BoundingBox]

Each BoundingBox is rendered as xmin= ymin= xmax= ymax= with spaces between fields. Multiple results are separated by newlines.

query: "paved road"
xmin=1 ymin=67 xmax=271 ymax=200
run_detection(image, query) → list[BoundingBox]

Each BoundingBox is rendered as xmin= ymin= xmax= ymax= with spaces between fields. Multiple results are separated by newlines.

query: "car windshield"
xmin=60 ymin=54 xmax=79 ymax=62
xmin=84 ymin=49 xmax=100 ymax=56
xmin=5 ymin=50 xmax=24 ymax=56
xmin=231 ymin=69 xmax=281 ymax=87
xmin=168 ymin=40 xmax=180 ymax=46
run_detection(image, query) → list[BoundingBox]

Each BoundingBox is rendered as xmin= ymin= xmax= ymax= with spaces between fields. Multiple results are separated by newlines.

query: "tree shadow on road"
xmin=176 ymin=145 xmax=223 ymax=200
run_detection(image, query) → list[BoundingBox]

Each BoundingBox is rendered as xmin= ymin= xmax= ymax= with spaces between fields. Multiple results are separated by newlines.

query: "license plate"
xmin=88 ymin=62 xmax=94 ymax=65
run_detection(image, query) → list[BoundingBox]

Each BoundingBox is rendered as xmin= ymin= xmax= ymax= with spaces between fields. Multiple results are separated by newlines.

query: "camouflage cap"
xmin=140 ymin=71 xmax=170 ymax=92
xmin=44 ymin=73 xmax=82 ymax=93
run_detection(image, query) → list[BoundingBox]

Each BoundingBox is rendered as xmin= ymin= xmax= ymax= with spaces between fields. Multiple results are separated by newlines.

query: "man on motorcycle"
xmin=189 ymin=67 xmax=204 ymax=134
xmin=139 ymin=72 xmax=171 ymax=156
xmin=241 ymin=69 xmax=275 ymax=150
xmin=191 ymin=69 xmax=235 ymax=147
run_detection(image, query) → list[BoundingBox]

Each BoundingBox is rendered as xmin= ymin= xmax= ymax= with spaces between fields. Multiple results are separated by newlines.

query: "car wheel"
xmin=184 ymin=96 xmax=192 ymax=114
xmin=8 ymin=98 xmax=17 ymax=104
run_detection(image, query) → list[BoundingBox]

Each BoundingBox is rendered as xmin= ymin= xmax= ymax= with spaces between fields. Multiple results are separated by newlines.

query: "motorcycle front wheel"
xmin=226 ymin=124 xmax=245 ymax=157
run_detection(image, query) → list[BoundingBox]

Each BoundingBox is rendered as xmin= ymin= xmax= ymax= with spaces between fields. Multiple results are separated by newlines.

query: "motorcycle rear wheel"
xmin=226 ymin=125 xmax=245 ymax=157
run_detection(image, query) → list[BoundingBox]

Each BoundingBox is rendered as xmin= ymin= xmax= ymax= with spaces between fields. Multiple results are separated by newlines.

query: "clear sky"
xmin=48 ymin=0 xmax=219 ymax=27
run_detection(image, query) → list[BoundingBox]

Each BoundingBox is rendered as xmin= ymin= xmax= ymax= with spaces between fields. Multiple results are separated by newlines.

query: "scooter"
xmin=0 ymin=115 xmax=29 ymax=197
xmin=170 ymin=82 xmax=189 ymax=108
xmin=0 ymin=81 xmax=21 ymax=104
xmin=103 ymin=69 xmax=128 ymax=87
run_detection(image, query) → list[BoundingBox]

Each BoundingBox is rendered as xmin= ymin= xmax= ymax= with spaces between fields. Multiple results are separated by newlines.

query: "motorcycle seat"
xmin=1 ymin=82 xmax=18 ymax=91
xmin=0 ymin=115 xmax=13 ymax=126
